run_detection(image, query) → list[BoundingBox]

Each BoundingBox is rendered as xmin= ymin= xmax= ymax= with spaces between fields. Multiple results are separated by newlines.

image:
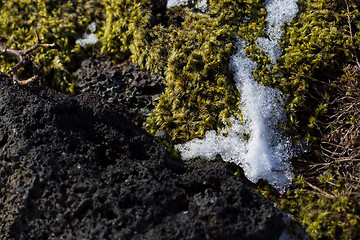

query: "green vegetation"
xmin=278 ymin=171 xmax=360 ymax=240
xmin=142 ymin=10 xmax=241 ymax=143
xmin=278 ymin=0 xmax=360 ymax=136
xmin=136 ymin=1 xmax=267 ymax=143
xmin=99 ymin=0 xmax=167 ymax=62
xmin=0 ymin=0 xmax=103 ymax=92
xmin=1 ymin=0 xmax=360 ymax=239
xmin=279 ymin=63 xmax=360 ymax=240
xmin=274 ymin=1 xmax=360 ymax=239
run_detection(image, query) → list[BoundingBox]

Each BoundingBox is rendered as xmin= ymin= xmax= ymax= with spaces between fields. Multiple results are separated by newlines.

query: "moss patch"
xmin=129 ymin=1 xmax=268 ymax=143
xmin=0 ymin=0 xmax=103 ymax=92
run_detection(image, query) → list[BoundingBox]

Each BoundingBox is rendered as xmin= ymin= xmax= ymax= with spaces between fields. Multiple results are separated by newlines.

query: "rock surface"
xmin=0 ymin=72 xmax=284 ymax=239
xmin=75 ymin=58 xmax=164 ymax=126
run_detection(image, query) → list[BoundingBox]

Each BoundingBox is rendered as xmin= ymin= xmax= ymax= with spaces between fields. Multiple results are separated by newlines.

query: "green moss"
xmin=144 ymin=11 xmax=240 ymax=143
xmin=278 ymin=172 xmax=360 ymax=240
xmin=130 ymin=1 xmax=268 ymax=143
xmin=98 ymin=0 xmax=167 ymax=63
xmin=275 ymin=0 xmax=360 ymax=133
xmin=267 ymin=4 xmax=360 ymax=236
xmin=0 ymin=0 xmax=103 ymax=92
xmin=99 ymin=0 xmax=150 ymax=62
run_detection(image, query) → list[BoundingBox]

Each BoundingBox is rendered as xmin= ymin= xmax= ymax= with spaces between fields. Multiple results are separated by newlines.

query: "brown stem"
xmin=345 ymin=0 xmax=360 ymax=67
xmin=304 ymin=180 xmax=336 ymax=199
xmin=0 ymin=30 xmax=55 ymax=84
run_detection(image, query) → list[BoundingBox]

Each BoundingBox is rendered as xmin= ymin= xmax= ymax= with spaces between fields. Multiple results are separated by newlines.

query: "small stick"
xmin=345 ymin=0 xmax=360 ymax=67
xmin=304 ymin=180 xmax=336 ymax=199
xmin=0 ymin=30 xmax=55 ymax=84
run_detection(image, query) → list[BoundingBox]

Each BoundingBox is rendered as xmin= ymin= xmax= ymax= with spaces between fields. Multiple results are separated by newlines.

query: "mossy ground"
xmin=0 ymin=0 xmax=103 ymax=92
xmin=1 ymin=0 xmax=360 ymax=239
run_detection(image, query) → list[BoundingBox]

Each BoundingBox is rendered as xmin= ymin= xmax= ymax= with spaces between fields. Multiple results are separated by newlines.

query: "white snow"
xmin=177 ymin=42 xmax=294 ymax=192
xmin=195 ymin=0 xmax=208 ymax=12
xmin=257 ymin=0 xmax=299 ymax=64
xmin=176 ymin=0 xmax=299 ymax=193
xmin=76 ymin=22 xmax=98 ymax=47
xmin=166 ymin=0 xmax=208 ymax=11
xmin=166 ymin=0 xmax=188 ymax=9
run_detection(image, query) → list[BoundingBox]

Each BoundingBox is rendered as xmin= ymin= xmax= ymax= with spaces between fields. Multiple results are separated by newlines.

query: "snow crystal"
xmin=76 ymin=22 xmax=98 ymax=47
xmin=176 ymin=0 xmax=299 ymax=193
xmin=87 ymin=22 xmax=97 ymax=32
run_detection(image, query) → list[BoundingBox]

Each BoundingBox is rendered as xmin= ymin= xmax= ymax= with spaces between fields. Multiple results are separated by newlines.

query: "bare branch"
xmin=0 ymin=30 xmax=55 ymax=84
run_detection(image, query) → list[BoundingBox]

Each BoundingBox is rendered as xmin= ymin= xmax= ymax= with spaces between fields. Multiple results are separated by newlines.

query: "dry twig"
xmin=345 ymin=0 xmax=360 ymax=67
xmin=0 ymin=30 xmax=55 ymax=84
xmin=305 ymin=180 xmax=336 ymax=199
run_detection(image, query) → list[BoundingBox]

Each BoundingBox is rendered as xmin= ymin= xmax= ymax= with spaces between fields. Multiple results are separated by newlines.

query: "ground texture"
xmin=0 ymin=65 xmax=284 ymax=239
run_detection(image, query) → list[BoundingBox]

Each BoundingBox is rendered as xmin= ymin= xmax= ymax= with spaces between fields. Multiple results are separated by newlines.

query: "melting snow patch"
xmin=176 ymin=0 xmax=299 ymax=193
xmin=166 ymin=0 xmax=188 ymax=9
xmin=195 ymin=0 xmax=208 ymax=12
xmin=177 ymin=43 xmax=294 ymax=192
xmin=76 ymin=22 xmax=98 ymax=47
xmin=167 ymin=0 xmax=208 ymax=11
xmin=257 ymin=0 xmax=299 ymax=63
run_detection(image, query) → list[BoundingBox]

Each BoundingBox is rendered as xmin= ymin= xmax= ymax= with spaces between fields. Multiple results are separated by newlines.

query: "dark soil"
xmin=0 ymin=68 xmax=284 ymax=239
